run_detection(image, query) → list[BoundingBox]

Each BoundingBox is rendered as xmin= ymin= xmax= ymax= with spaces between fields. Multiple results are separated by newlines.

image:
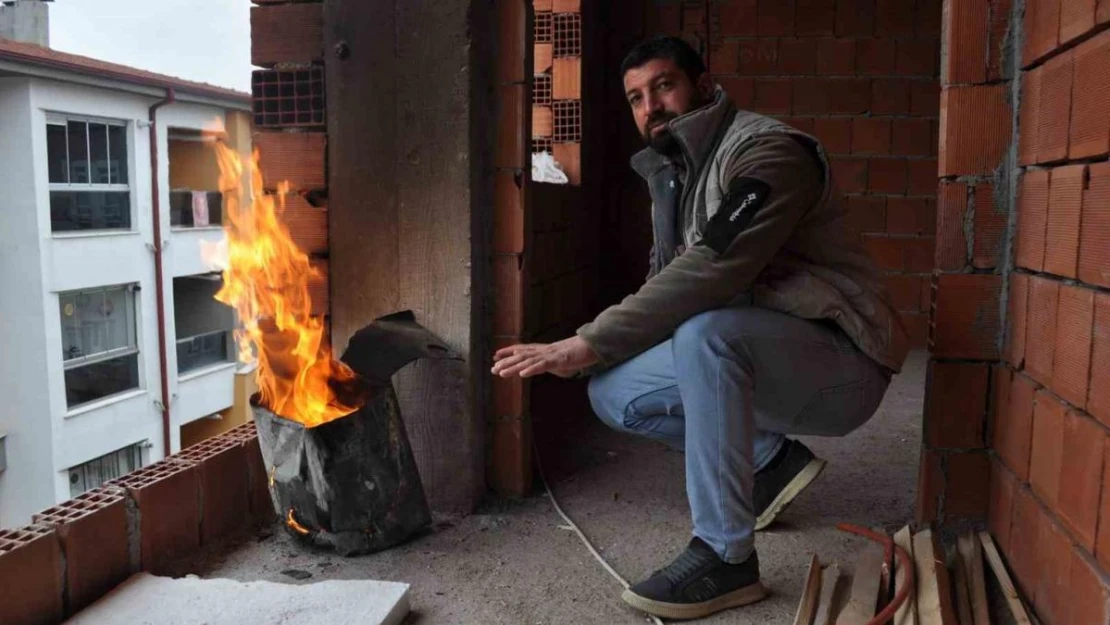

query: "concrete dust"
xmin=175 ymin=352 xmax=926 ymax=624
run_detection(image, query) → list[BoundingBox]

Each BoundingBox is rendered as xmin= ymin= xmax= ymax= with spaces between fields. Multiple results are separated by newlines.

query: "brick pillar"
xmin=520 ymin=0 xmax=601 ymax=490
xmin=490 ymin=0 xmax=534 ymax=496
xmin=930 ymin=0 xmax=1110 ymax=622
xmin=916 ymin=0 xmax=1015 ymax=529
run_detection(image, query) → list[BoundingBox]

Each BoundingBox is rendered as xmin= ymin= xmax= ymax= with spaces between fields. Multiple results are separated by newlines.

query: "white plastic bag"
xmin=532 ymin=151 xmax=569 ymax=184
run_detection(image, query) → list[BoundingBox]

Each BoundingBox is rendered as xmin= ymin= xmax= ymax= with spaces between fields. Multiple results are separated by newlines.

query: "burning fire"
xmin=206 ymin=143 xmax=362 ymax=427
xmin=287 ymin=509 xmax=310 ymax=535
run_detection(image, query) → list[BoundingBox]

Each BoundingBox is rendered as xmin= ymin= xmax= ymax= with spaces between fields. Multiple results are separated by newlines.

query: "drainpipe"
xmin=149 ymin=88 xmax=175 ymax=457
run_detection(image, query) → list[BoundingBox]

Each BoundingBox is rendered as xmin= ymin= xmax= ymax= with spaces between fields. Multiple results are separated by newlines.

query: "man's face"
xmin=623 ymin=58 xmax=711 ymax=155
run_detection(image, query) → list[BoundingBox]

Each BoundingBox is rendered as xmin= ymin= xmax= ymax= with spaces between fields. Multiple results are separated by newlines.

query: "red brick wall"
xmin=923 ymin=0 xmax=1110 ymax=622
xmin=491 ymin=0 xmax=603 ymax=495
xmin=632 ymin=0 xmax=942 ymax=347
xmin=250 ymin=2 xmax=329 ymax=314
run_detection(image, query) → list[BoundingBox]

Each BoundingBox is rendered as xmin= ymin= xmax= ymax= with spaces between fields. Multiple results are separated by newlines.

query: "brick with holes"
xmin=553 ymin=12 xmax=581 ymax=57
xmin=107 ymin=459 xmax=201 ymax=574
xmin=0 ymin=524 xmax=64 ymax=625
xmin=252 ymin=68 xmax=325 ymax=129
xmin=33 ymin=488 xmax=131 ymax=614
xmin=176 ymin=436 xmax=252 ymax=545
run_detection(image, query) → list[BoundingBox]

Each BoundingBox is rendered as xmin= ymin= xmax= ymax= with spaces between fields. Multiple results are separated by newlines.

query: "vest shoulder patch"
xmin=697 ymin=177 xmax=771 ymax=254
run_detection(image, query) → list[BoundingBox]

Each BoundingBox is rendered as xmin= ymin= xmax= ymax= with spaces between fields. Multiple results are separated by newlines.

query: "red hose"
xmin=836 ymin=523 xmax=915 ymax=625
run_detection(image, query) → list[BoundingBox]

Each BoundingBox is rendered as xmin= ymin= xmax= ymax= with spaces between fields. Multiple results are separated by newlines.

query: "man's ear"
xmin=696 ymin=72 xmax=714 ymax=100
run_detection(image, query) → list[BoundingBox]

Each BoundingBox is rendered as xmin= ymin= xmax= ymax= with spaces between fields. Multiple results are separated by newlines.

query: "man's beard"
xmin=642 ymin=113 xmax=681 ymax=156
xmin=641 ymin=93 xmax=710 ymax=157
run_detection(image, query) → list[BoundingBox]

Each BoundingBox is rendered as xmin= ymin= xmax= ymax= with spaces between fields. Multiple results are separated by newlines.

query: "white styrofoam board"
xmin=64 ymin=573 xmax=410 ymax=625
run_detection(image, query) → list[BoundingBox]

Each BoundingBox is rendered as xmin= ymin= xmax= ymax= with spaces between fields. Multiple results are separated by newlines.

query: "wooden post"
xmin=913 ymin=530 xmax=958 ymax=625
xmin=813 ymin=564 xmax=843 ymax=625
xmin=836 ymin=545 xmax=884 ymax=625
xmin=893 ymin=526 xmax=919 ymax=625
xmin=794 ymin=555 xmax=824 ymax=625
xmin=958 ymin=533 xmax=990 ymax=625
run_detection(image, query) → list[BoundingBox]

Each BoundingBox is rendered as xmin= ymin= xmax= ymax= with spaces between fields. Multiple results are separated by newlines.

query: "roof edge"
xmin=0 ymin=44 xmax=251 ymax=110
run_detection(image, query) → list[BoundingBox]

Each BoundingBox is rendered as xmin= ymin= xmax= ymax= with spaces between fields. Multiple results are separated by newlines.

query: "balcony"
xmin=172 ymin=276 xmax=235 ymax=426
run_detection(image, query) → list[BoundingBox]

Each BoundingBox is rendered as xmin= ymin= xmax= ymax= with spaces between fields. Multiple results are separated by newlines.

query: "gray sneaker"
xmin=753 ymin=439 xmax=827 ymax=530
xmin=621 ymin=537 xmax=767 ymax=620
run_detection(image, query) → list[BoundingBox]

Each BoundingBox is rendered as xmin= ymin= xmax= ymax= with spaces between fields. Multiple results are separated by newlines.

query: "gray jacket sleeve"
xmin=576 ymin=134 xmax=824 ymax=369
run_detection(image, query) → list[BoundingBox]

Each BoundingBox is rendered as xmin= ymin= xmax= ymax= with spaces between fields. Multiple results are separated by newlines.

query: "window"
xmin=60 ymin=285 xmax=140 ymax=408
xmin=173 ymin=274 xmax=235 ymax=374
xmin=68 ymin=443 xmax=143 ymax=497
xmin=169 ymin=190 xmax=223 ymax=227
xmin=47 ymin=117 xmax=131 ymax=232
xmin=168 ymin=132 xmax=226 ymax=228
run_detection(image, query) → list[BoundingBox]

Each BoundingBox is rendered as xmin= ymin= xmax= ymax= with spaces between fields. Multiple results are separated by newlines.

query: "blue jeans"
xmin=587 ymin=307 xmax=891 ymax=563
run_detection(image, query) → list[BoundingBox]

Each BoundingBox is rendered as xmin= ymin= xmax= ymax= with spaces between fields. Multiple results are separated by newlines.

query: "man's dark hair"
xmin=620 ymin=36 xmax=707 ymax=82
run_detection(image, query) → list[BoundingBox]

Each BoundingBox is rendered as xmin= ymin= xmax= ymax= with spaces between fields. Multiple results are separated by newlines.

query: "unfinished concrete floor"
xmin=178 ymin=351 xmax=925 ymax=624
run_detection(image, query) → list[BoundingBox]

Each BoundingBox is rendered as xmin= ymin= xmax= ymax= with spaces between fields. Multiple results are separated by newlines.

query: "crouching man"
xmin=492 ymin=36 xmax=908 ymax=621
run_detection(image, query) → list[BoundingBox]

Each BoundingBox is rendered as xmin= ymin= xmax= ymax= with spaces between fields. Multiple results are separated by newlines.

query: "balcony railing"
xmin=176 ymin=329 xmax=233 ymax=374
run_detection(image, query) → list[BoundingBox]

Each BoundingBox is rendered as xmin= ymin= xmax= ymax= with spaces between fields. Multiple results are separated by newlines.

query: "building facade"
xmin=0 ymin=31 xmax=253 ymax=527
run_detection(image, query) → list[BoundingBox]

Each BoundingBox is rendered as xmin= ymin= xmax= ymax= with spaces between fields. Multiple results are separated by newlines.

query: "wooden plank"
xmin=958 ymin=533 xmax=990 ymax=625
xmin=813 ymin=564 xmax=843 ymax=625
xmin=793 ymin=555 xmax=823 ymax=625
xmin=836 ymin=545 xmax=884 ymax=625
xmin=952 ymin=549 xmax=975 ymax=625
xmin=979 ymin=531 xmax=1033 ymax=625
xmin=893 ymin=527 xmax=919 ymax=625
xmin=879 ymin=543 xmax=894 ymax=617
xmin=913 ymin=530 xmax=958 ymax=625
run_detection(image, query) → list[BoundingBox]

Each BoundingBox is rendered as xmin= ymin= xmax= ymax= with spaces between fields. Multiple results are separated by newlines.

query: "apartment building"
xmin=0 ymin=1 xmax=254 ymax=527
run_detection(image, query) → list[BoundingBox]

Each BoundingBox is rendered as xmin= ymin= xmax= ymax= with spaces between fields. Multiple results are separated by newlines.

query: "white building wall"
xmin=0 ymin=78 xmax=239 ymax=526
xmin=0 ymin=78 xmax=57 ymax=528
xmin=157 ymin=103 xmax=235 ymax=434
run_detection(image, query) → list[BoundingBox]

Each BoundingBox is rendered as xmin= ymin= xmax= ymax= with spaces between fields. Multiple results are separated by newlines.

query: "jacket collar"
xmin=630 ymin=85 xmax=736 ymax=181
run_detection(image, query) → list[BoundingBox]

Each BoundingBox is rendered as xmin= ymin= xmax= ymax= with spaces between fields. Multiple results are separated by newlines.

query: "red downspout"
xmin=149 ymin=88 xmax=176 ymax=457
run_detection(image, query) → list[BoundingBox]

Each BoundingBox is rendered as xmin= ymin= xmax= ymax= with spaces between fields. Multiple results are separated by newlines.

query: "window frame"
xmin=60 ymin=284 xmax=140 ymax=371
xmin=46 ymin=114 xmax=134 ymax=233
xmin=67 ymin=442 xmax=145 ymax=498
xmin=58 ymin=284 xmax=143 ymax=410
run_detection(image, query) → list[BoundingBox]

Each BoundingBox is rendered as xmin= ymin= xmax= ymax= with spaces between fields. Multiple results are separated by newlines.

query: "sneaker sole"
xmin=754 ymin=457 xmax=827 ymax=531
xmin=621 ymin=581 xmax=768 ymax=620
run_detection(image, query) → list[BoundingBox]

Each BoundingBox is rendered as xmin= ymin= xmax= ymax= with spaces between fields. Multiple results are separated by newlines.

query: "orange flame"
xmin=208 ymin=143 xmax=361 ymax=427
xmin=287 ymin=509 xmax=310 ymax=535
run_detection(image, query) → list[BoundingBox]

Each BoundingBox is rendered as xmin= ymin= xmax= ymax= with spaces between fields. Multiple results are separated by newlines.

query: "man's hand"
xmin=491 ymin=335 xmax=599 ymax=379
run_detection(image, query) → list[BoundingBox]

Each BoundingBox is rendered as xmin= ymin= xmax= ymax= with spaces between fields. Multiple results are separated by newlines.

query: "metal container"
xmin=251 ymin=311 xmax=458 ymax=556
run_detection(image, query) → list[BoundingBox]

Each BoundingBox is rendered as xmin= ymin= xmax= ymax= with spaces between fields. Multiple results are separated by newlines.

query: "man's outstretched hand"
xmin=492 ymin=335 xmax=599 ymax=378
